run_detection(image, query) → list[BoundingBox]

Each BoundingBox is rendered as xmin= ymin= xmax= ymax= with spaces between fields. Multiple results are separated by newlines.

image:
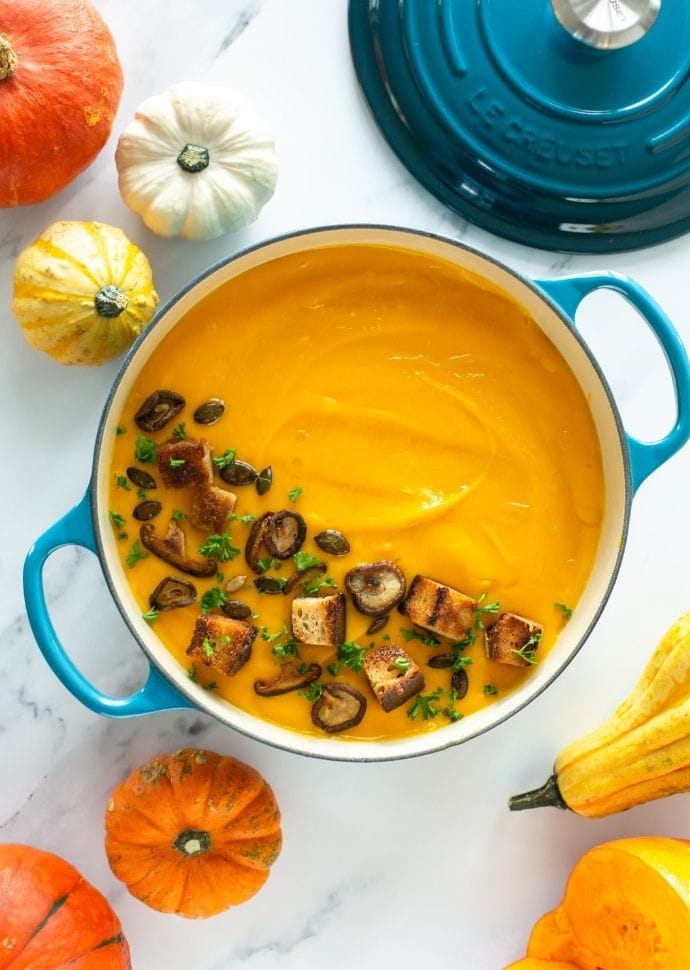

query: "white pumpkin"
xmin=115 ymin=82 xmax=278 ymax=241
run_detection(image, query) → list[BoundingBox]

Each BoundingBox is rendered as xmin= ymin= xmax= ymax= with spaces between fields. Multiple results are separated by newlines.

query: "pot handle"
xmin=535 ymin=272 xmax=690 ymax=492
xmin=23 ymin=491 xmax=194 ymax=717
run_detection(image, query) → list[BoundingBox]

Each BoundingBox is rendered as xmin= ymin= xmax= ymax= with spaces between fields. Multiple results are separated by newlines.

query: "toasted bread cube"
xmin=291 ymin=593 xmax=346 ymax=647
xmin=398 ymin=575 xmax=476 ymax=641
xmin=186 ymin=614 xmax=256 ymax=676
xmin=158 ymin=438 xmax=213 ymax=489
xmin=363 ymin=644 xmax=425 ymax=712
xmin=190 ymin=484 xmax=237 ymax=533
xmin=485 ymin=612 xmax=543 ymax=668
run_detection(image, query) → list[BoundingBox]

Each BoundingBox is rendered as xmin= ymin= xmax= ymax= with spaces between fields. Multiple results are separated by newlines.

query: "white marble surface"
xmin=2 ymin=1 xmax=690 ymax=967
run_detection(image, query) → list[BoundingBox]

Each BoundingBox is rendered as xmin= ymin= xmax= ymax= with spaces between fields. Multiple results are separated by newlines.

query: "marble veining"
xmin=2 ymin=1 xmax=690 ymax=968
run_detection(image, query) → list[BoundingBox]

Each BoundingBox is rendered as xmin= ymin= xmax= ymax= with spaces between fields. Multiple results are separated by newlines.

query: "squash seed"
xmin=221 ymin=600 xmax=252 ymax=619
xmin=451 ymin=667 xmax=469 ymax=700
xmin=193 ymin=398 xmax=225 ymax=425
xmin=126 ymin=467 xmax=157 ymax=490
xmin=314 ymin=529 xmax=350 ymax=556
xmin=220 ymin=459 xmax=257 ymax=486
xmin=256 ymin=465 xmax=273 ymax=495
xmin=365 ymin=615 xmax=389 ymax=636
xmin=133 ymin=500 xmax=163 ymax=521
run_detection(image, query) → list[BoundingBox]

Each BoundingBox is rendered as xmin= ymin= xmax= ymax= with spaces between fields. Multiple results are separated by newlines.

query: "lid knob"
xmin=551 ymin=0 xmax=661 ymax=49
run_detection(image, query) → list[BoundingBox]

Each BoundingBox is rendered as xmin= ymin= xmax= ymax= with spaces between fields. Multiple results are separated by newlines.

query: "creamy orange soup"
xmin=107 ymin=244 xmax=604 ymax=740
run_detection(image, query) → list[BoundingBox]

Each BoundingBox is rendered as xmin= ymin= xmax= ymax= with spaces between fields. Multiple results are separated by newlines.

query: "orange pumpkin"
xmin=0 ymin=843 xmax=131 ymax=968
xmin=104 ymin=748 xmax=283 ymax=918
xmin=0 ymin=0 xmax=123 ymax=207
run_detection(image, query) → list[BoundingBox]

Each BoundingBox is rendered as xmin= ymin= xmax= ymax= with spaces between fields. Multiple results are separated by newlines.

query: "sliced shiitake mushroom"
xmin=149 ymin=576 xmax=197 ymax=611
xmin=126 ymin=467 xmax=157 ymax=490
xmin=220 ymin=459 xmax=257 ymax=486
xmin=366 ymin=615 xmax=389 ymax=636
xmin=344 ymin=561 xmax=406 ymax=616
xmin=314 ymin=529 xmax=350 ymax=556
xmin=427 ymin=653 xmax=455 ymax=669
xmin=256 ymin=466 xmax=272 ymax=495
xmin=451 ymin=667 xmax=469 ymax=700
xmin=254 ymin=661 xmax=322 ymax=697
xmin=311 ymin=682 xmax=367 ymax=734
xmin=264 ymin=510 xmax=307 ymax=559
xmin=134 ymin=390 xmax=185 ymax=432
xmin=282 ymin=561 xmax=326 ymax=595
xmin=245 ymin=511 xmax=274 ymax=573
xmin=139 ymin=521 xmax=217 ymax=577
xmin=221 ymin=600 xmax=252 ymax=619
xmin=133 ymin=500 xmax=162 ymax=521
xmin=193 ymin=398 xmax=225 ymax=425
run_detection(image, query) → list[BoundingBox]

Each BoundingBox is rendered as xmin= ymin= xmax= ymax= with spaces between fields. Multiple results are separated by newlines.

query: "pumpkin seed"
xmin=220 ymin=459 xmax=257 ymax=486
xmin=134 ymin=389 xmax=185 ymax=432
xmin=314 ymin=529 xmax=351 ymax=556
xmin=451 ymin=667 xmax=469 ymax=700
xmin=224 ymin=574 xmax=248 ymax=594
xmin=428 ymin=653 xmax=455 ymax=669
xmin=365 ymin=615 xmax=389 ymax=636
xmin=126 ymin=467 xmax=157 ymax=490
xmin=256 ymin=465 xmax=273 ymax=495
xmin=253 ymin=576 xmax=285 ymax=594
xmin=133 ymin=500 xmax=163 ymax=521
xmin=193 ymin=398 xmax=225 ymax=425
xmin=221 ymin=600 xmax=252 ymax=619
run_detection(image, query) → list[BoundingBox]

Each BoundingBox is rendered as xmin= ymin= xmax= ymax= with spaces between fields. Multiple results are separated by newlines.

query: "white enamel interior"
xmin=94 ymin=226 xmax=630 ymax=762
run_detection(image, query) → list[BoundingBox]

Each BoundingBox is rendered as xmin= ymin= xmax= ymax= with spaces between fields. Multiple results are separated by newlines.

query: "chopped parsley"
xmin=198 ymin=533 xmax=241 ymax=562
xmin=302 ymin=574 xmax=336 ymax=596
xmin=134 ymin=435 xmax=157 ymax=464
xmin=288 ymin=486 xmax=303 ymax=502
xmin=272 ymin=636 xmax=300 ymax=660
xmin=407 ymin=688 xmax=444 ymax=721
xmin=337 ymin=640 xmax=368 ymax=673
xmin=230 ymin=512 xmax=257 ymax=525
xmin=136 ymin=487 xmax=148 ymax=501
xmin=125 ymin=541 xmax=147 ymax=568
xmin=451 ymin=654 xmax=473 ymax=672
xmin=199 ymin=587 xmax=228 ymax=614
xmin=555 ymin=602 xmax=573 ymax=621
xmin=400 ymin=627 xmax=441 ymax=646
xmin=443 ymin=688 xmax=464 ymax=723
xmin=327 ymin=662 xmax=341 ymax=676
xmin=293 ymin=550 xmax=323 ymax=572
xmin=475 ymin=594 xmax=500 ymax=630
xmin=142 ymin=608 xmax=159 ymax=624
xmin=512 ymin=632 xmax=542 ymax=666
xmin=171 ymin=422 xmax=187 ymax=440
xmin=450 ymin=630 xmax=477 ymax=651
xmin=261 ymin=625 xmax=288 ymax=643
xmin=187 ymin=664 xmax=198 ymax=683
xmin=256 ymin=556 xmax=279 ymax=573
xmin=201 ymin=637 xmax=215 ymax=658
xmin=169 ymin=458 xmax=186 ymax=469
xmin=115 ymin=425 xmax=127 ymax=436
xmin=299 ymin=682 xmax=323 ymax=703
xmin=202 ymin=681 xmax=219 ymax=692
xmin=115 ymin=474 xmax=131 ymax=492
xmin=393 ymin=656 xmax=411 ymax=672
xmin=109 ymin=510 xmax=126 ymax=530
xmin=483 ymin=684 xmax=498 ymax=696
xmin=212 ymin=448 xmax=237 ymax=470
xmin=172 ymin=508 xmax=188 ymax=521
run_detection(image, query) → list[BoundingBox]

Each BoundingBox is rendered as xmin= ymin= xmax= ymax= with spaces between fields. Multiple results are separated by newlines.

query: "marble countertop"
xmin=3 ymin=1 xmax=690 ymax=967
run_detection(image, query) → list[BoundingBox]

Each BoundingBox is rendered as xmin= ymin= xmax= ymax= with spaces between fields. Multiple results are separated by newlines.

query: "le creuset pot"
xmin=23 ymin=226 xmax=690 ymax=761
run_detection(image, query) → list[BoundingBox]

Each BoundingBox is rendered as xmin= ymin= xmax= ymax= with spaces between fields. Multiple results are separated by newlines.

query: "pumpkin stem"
xmin=508 ymin=773 xmax=569 ymax=812
xmin=94 ymin=285 xmax=129 ymax=318
xmin=174 ymin=830 xmax=212 ymax=856
xmin=177 ymin=143 xmax=210 ymax=173
xmin=0 ymin=35 xmax=18 ymax=81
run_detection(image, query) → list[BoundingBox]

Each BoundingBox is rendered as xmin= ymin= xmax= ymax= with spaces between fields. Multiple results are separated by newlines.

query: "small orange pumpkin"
xmin=0 ymin=0 xmax=123 ymax=207
xmin=104 ymin=748 xmax=282 ymax=919
xmin=0 ymin=843 xmax=131 ymax=968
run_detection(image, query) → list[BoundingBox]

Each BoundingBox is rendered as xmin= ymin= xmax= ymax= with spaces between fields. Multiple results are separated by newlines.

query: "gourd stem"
xmin=173 ymin=829 xmax=212 ymax=856
xmin=177 ymin=143 xmax=210 ymax=173
xmin=0 ymin=35 xmax=18 ymax=81
xmin=508 ymin=773 xmax=569 ymax=812
xmin=94 ymin=285 xmax=129 ymax=318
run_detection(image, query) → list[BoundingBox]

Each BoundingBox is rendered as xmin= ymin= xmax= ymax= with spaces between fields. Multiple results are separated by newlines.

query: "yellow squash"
xmin=505 ymin=837 xmax=690 ymax=970
xmin=510 ymin=611 xmax=690 ymax=817
xmin=12 ymin=220 xmax=159 ymax=365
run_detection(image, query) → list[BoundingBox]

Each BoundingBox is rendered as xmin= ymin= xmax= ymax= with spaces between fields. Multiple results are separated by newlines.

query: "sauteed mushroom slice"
xmin=311 ymin=682 xmax=367 ymax=734
xmin=264 ymin=510 xmax=307 ymax=559
xmin=282 ymin=561 xmax=326 ymax=595
xmin=245 ymin=512 xmax=274 ymax=573
xmin=139 ymin=521 xmax=217 ymax=577
xmin=314 ymin=529 xmax=350 ymax=556
xmin=126 ymin=466 xmax=157 ymax=490
xmin=345 ymin=561 xmax=406 ymax=616
xmin=133 ymin=500 xmax=162 ymax=521
xmin=254 ymin=661 xmax=322 ymax=697
xmin=193 ymin=398 xmax=225 ymax=425
xmin=149 ymin=576 xmax=197 ymax=611
xmin=134 ymin=389 xmax=185 ymax=432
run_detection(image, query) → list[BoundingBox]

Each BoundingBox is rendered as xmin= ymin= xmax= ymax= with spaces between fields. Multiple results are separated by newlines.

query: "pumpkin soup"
xmin=107 ymin=244 xmax=604 ymax=740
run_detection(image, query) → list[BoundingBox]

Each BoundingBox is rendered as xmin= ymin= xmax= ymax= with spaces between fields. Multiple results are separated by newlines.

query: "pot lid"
xmin=349 ymin=0 xmax=690 ymax=252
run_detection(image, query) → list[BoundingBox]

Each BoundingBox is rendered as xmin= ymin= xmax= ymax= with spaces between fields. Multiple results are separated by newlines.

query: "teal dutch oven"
xmin=22 ymin=227 xmax=690 ymax=760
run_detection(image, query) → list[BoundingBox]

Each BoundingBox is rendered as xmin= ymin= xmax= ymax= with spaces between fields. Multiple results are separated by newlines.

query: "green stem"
xmin=173 ymin=829 xmax=212 ymax=856
xmin=94 ymin=285 xmax=128 ymax=318
xmin=0 ymin=35 xmax=18 ymax=81
xmin=177 ymin=143 xmax=210 ymax=173
xmin=508 ymin=773 xmax=569 ymax=812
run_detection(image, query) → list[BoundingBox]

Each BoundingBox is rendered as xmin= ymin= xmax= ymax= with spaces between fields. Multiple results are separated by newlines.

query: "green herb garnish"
xmin=172 ymin=508 xmax=188 ymax=521
xmin=393 ymin=656 xmax=411 ymax=672
xmin=202 ymin=681 xmax=219 ymax=692
xmin=475 ymin=594 xmax=500 ymax=630
xmin=299 ymin=682 xmax=323 ymax=703
xmin=115 ymin=474 xmax=131 ymax=492
xmin=256 ymin=556 xmax=279 ymax=573
xmin=187 ymin=664 xmax=198 ymax=683
xmin=400 ymin=627 xmax=441 ymax=646
xmin=327 ymin=662 xmax=341 ymax=676
xmin=198 ymin=533 xmax=241 ymax=562
xmin=450 ymin=630 xmax=477 ymax=651
xmin=239 ymin=513 xmax=257 ymax=525
xmin=512 ymin=632 xmax=542 ymax=666
xmin=169 ymin=458 xmax=186 ymax=469
xmin=293 ymin=550 xmax=323 ymax=572
xmin=483 ymin=684 xmax=498 ymax=696
xmin=443 ymin=688 xmax=463 ymax=723
xmin=302 ymin=574 xmax=336 ymax=596
xmin=451 ymin=654 xmax=473 ymax=672
xmin=136 ymin=487 xmax=148 ymax=501
xmin=407 ymin=688 xmax=443 ymax=721
xmin=202 ymin=637 xmax=215 ymax=657
xmin=171 ymin=422 xmax=187 ymax=440
xmin=337 ymin=640 xmax=368 ymax=673
xmin=555 ymin=602 xmax=573 ymax=621
xmin=134 ymin=435 xmax=157 ymax=464
xmin=212 ymin=448 xmax=237 ymax=470
xmin=142 ymin=608 xmax=159 ymax=624
xmin=288 ymin=486 xmax=303 ymax=502
xmin=199 ymin=587 xmax=228 ymax=614
xmin=109 ymin=510 xmax=126 ymax=530
xmin=115 ymin=425 xmax=127 ymax=436
xmin=125 ymin=541 xmax=147 ymax=568
xmin=272 ymin=636 xmax=300 ymax=660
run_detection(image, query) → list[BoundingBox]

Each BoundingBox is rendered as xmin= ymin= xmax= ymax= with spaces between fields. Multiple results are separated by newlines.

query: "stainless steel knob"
xmin=551 ymin=0 xmax=661 ymax=49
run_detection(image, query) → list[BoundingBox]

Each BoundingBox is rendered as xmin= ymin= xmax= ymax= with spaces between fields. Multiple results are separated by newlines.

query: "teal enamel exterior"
xmin=349 ymin=0 xmax=690 ymax=251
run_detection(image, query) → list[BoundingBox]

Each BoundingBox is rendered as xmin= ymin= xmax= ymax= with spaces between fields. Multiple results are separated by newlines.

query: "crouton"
xmin=190 ymin=483 xmax=237 ymax=533
xmin=186 ymin=614 xmax=256 ymax=676
xmin=291 ymin=593 xmax=346 ymax=647
xmin=158 ymin=438 xmax=213 ymax=488
xmin=485 ymin=612 xmax=543 ymax=668
xmin=398 ymin=575 xmax=476 ymax=641
xmin=363 ymin=644 xmax=425 ymax=712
